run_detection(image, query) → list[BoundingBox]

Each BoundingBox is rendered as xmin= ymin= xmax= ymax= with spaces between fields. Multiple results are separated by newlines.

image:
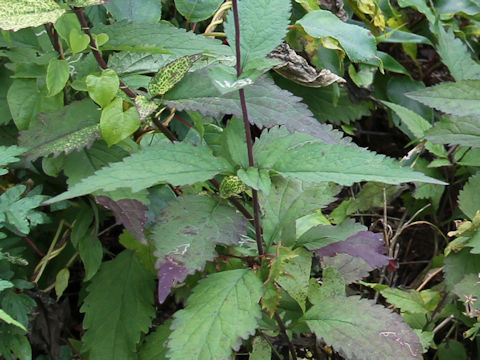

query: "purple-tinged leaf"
xmin=313 ymin=231 xmax=390 ymax=269
xmin=150 ymin=195 xmax=248 ymax=303
xmin=322 ymin=253 xmax=374 ymax=284
xmin=95 ymin=196 xmax=148 ymax=244
xmin=156 ymin=259 xmax=190 ymax=303
xmin=304 ymin=296 xmax=423 ymax=360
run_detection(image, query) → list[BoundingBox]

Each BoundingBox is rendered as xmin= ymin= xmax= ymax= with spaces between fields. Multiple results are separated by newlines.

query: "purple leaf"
xmin=313 ymin=231 xmax=390 ymax=269
xmin=95 ymin=196 xmax=148 ymax=243
xmin=156 ymin=258 xmax=190 ymax=303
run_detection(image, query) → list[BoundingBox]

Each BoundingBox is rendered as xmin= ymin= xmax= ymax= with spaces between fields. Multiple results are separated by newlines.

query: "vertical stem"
xmin=231 ymin=0 xmax=264 ymax=256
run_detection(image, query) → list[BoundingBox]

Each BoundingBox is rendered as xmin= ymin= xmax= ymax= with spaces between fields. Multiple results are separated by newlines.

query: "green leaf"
xmin=437 ymin=340 xmax=468 ymax=360
xmin=139 ymin=320 xmax=171 ymax=360
xmin=7 ymin=79 xmax=63 ymax=130
xmin=0 ymin=0 xmax=65 ymax=31
xmin=0 ymin=309 xmax=26 ymax=331
xmin=68 ymin=0 xmax=109 ymax=7
xmin=105 ymin=0 xmax=162 ymax=24
xmin=0 ymin=185 xmax=47 ymax=235
xmin=237 ymin=167 xmax=271 ymax=195
xmin=425 ymin=115 xmax=480 ymax=148
xmin=435 ymin=24 xmax=480 ymax=82
xmin=168 ymin=269 xmax=262 ymax=360
xmin=81 ymin=250 xmax=156 ymax=360
xmin=299 ymin=219 xmax=367 ymax=249
xmin=308 ymin=267 xmax=346 ymax=304
xmin=175 ymin=0 xmax=224 ymax=22
xmin=100 ymin=98 xmax=140 ymax=146
xmin=444 ymin=248 xmax=480 ymax=290
xmin=303 ymin=296 xmax=423 ymax=359
xmin=321 ymin=253 xmax=374 ymax=284
xmin=406 ymin=80 xmax=480 ymax=117
xmin=45 ymin=142 xmax=230 ymax=203
xmin=221 ymin=117 xmax=248 ymax=168
xmin=134 ymin=95 xmax=158 ymax=121
xmin=0 ymin=145 xmax=24 ymax=175
xmin=259 ymin=175 xmax=339 ymax=245
xmin=458 ymin=173 xmax=480 ymax=219
xmin=86 ymin=69 xmax=119 ymax=109
xmin=164 ymin=71 xmax=349 ymax=143
xmin=119 ymin=231 xmax=156 ymax=273
xmin=224 ymin=0 xmax=291 ymax=70
xmin=250 ymin=336 xmax=271 ymax=360
xmin=452 ymin=273 xmax=480 ymax=316
xmin=297 ymin=10 xmax=378 ymax=64
xmin=18 ymin=100 xmax=101 ymax=161
xmin=397 ymin=0 xmax=435 ymax=23
xmin=254 ymin=128 xmax=446 ymax=186
xmin=55 ymin=268 xmax=70 ymax=300
xmin=148 ymin=54 xmax=202 ymax=96
xmin=152 ymin=195 xmax=248 ymax=303
xmin=69 ymin=28 xmax=90 ymax=54
xmin=276 ymin=247 xmax=312 ymax=312
xmin=381 ymin=101 xmax=432 ymax=139
xmin=94 ymin=21 xmax=230 ymax=56
xmin=46 ymin=59 xmax=70 ymax=97
xmin=78 ymin=234 xmax=103 ymax=281
xmin=381 ymin=288 xmax=431 ymax=314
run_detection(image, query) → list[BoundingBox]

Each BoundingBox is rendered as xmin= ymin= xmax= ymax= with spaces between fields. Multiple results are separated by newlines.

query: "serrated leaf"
xmin=151 ymin=195 xmax=248 ymax=303
xmin=259 ymin=176 xmax=339 ymax=245
xmin=237 ymin=167 xmax=271 ymax=195
xmin=164 ymin=71 xmax=349 ymax=143
xmin=0 ymin=145 xmax=24 ymax=175
xmin=86 ymin=69 xmax=120 ymax=108
xmin=93 ymin=21 xmax=231 ymax=56
xmin=96 ymin=196 xmax=149 ymax=243
xmin=250 ymin=336 xmax=271 ymax=360
xmin=425 ymin=115 xmax=480 ymax=148
xmin=381 ymin=288 xmax=431 ymax=314
xmin=0 ymin=185 xmax=47 ymax=235
xmin=135 ymin=95 xmax=159 ymax=121
xmin=46 ymin=59 xmax=70 ymax=97
xmin=312 ymin=230 xmax=390 ymax=269
xmin=168 ymin=269 xmax=262 ymax=360
xmin=139 ymin=320 xmax=171 ymax=360
xmin=261 ymin=281 xmax=282 ymax=316
xmin=0 ymin=0 xmax=65 ymax=31
xmin=406 ymin=80 xmax=480 ymax=117
xmin=7 ymin=78 xmax=63 ymax=130
xmin=224 ymin=0 xmax=291 ymax=70
xmin=308 ymin=267 xmax=346 ymax=304
xmin=119 ymin=231 xmax=156 ymax=273
xmin=104 ymin=0 xmax=162 ymax=23
xmin=458 ymin=173 xmax=480 ymax=219
xmin=381 ymin=101 xmax=432 ymax=139
xmin=100 ymin=98 xmax=140 ymax=146
xmin=322 ymin=253 xmax=374 ymax=284
xmin=297 ymin=10 xmax=378 ymax=64
xmin=148 ymin=54 xmax=202 ymax=96
xmin=81 ymin=250 xmax=156 ymax=360
xmin=175 ymin=0 xmax=224 ymax=22
xmin=45 ymin=142 xmax=230 ymax=204
xmin=18 ymin=100 xmax=101 ymax=161
xmin=435 ymin=24 xmax=480 ymax=81
xmin=444 ymin=248 xmax=480 ymax=290
xmin=276 ymin=247 xmax=312 ymax=312
xmin=254 ymin=128 xmax=446 ymax=186
xmin=452 ymin=273 xmax=480 ymax=316
xmin=303 ymin=296 xmax=423 ymax=359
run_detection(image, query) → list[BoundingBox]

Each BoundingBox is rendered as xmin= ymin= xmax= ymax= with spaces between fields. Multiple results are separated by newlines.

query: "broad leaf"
xmin=0 ymin=145 xmax=24 ymax=175
xmin=250 ymin=336 xmax=271 ymax=360
xmin=0 ymin=0 xmax=65 ymax=31
xmin=308 ymin=267 xmax=346 ymax=303
xmin=134 ymin=95 xmax=159 ymax=121
xmin=406 ymin=80 xmax=480 ymax=117
xmin=7 ymin=79 xmax=63 ymax=130
xmin=443 ymin=248 xmax=480 ymax=290
xmin=303 ymin=296 xmax=423 ymax=359
xmin=168 ymin=269 xmax=262 ymax=360
xmin=164 ymin=71 xmax=349 ymax=143
xmin=452 ymin=273 xmax=480 ymax=316
xmin=104 ymin=0 xmax=162 ymax=24
xmin=397 ymin=0 xmax=435 ymax=23
xmin=299 ymin=219 xmax=367 ymax=249
xmin=458 ymin=173 xmax=480 ymax=219
xmin=100 ymin=98 xmax=140 ymax=146
xmin=224 ymin=0 xmax=291 ymax=70
xmin=151 ymin=195 xmax=248 ymax=303
xmin=254 ymin=128 xmax=446 ymax=186
xmin=94 ymin=22 xmax=231 ymax=56
xmin=139 ymin=320 xmax=171 ymax=360
xmin=322 ymin=253 xmax=374 ymax=284
xmin=297 ymin=10 xmax=378 ymax=64
xmin=81 ymin=250 xmax=156 ymax=360
xmin=435 ymin=24 xmax=480 ymax=81
xmin=259 ymin=176 xmax=339 ymax=245
xmin=425 ymin=115 xmax=480 ymax=148
xmin=312 ymin=231 xmax=390 ymax=269
xmin=96 ymin=196 xmax=149 ymax=243
xmin=175 ymin=0 xmax=224 ymax=22
xmin=381 ymin=101 xmax=431 ymax=139
xmin=18 ymin=100 xmax=101 ymax=161
xmin=46 ymin=59 xmax=70 ymax=96
xmin=381 ymin=288 xmax=438 ymax=314
xmin=86 ymin=69 xmax=120 ymax=109
xmin=45 ymin=142 xmax=230 ymax=204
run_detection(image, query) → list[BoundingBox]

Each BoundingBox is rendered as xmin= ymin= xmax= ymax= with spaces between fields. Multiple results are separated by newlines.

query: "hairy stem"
xmin=231 ymin=0 xmax=264 ymax=256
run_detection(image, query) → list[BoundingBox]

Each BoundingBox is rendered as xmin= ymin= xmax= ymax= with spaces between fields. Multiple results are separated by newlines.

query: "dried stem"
xmin=231 ymin=0 xmax=264 ymax=256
